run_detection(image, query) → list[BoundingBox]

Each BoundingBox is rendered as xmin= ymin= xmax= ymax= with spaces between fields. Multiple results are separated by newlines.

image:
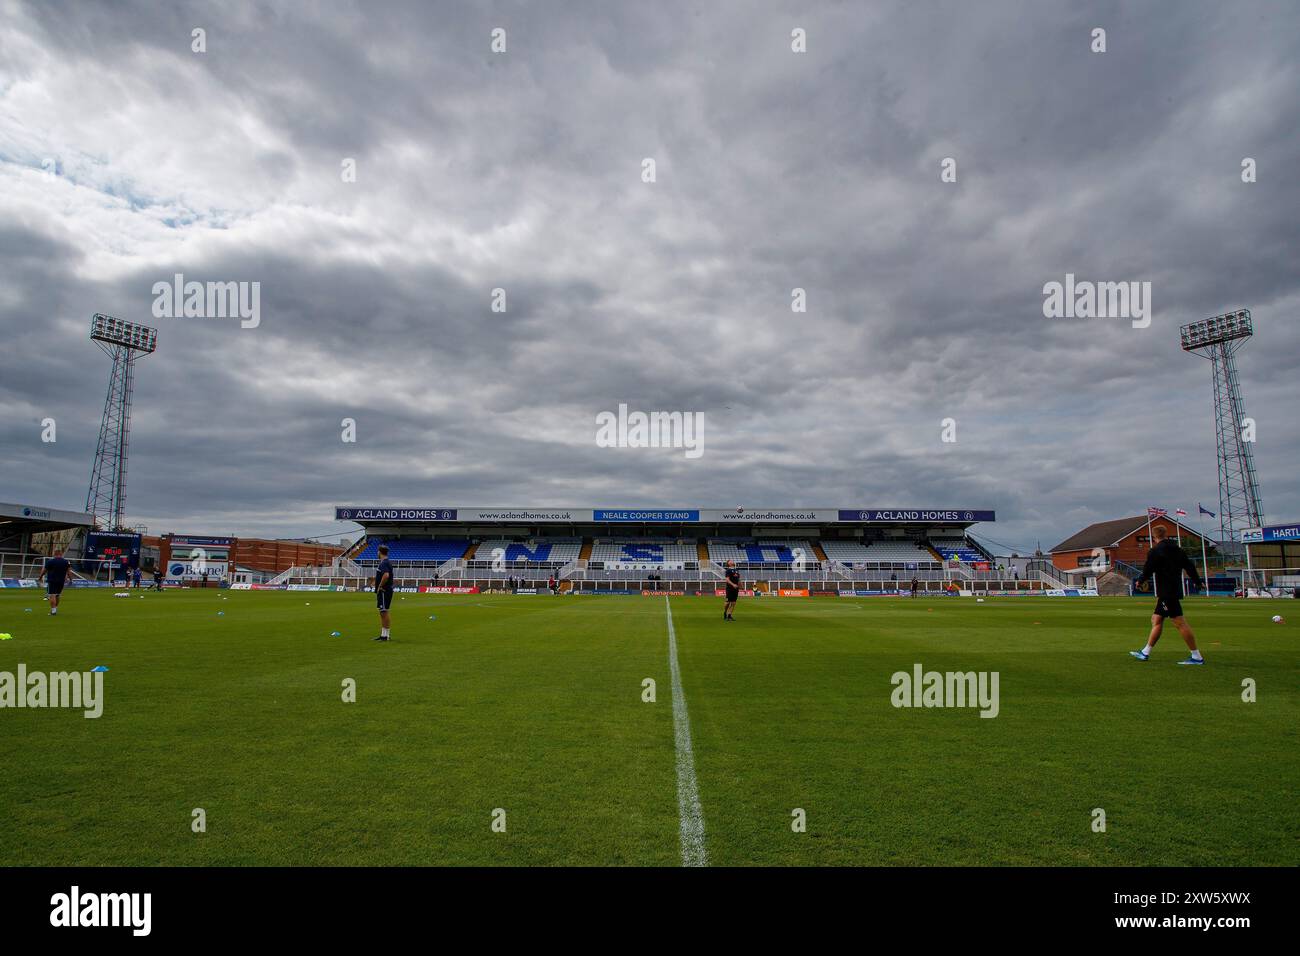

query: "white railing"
xmin=265 ymin=566 xmax=295 ymax=586
xmin=567 ymin=569 xmax=718 ymax=582
xmin=556 ymin=559 xmax=584 ymax=578
xmin=335 ymin=556 xmax=365 ymax=576
xmin=825 ymin=561 xmax=852 ymax=580
xmin=1025 ymin=562 xmax=1071 ymax=589
xmin=435 ymin=557 xmax=465 ymax=578
xmin=698 ymin=561 xmax=725 ymax=580
xmin=841 ymin=568 xmax=950 ymax=582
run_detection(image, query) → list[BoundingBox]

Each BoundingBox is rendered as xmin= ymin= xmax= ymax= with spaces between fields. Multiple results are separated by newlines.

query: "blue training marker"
xmin=91 ymin=666 xmax=109 ymax=672
xmin=330 ymin=631 xmax=341 ymax=637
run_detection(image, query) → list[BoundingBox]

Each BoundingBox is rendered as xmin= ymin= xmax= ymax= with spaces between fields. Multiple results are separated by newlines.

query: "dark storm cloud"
xmin=1 ymin=0 xmax=1296 ymax=548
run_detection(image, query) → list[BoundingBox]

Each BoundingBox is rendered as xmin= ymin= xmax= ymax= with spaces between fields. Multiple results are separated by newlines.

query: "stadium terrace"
xmin=280 ymin=506 xmax=1038 ymax=596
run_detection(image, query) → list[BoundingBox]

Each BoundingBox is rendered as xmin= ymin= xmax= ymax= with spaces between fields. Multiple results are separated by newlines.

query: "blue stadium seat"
xmin=620 ymin=543 xmax=664 ymax=562
xmin=742 ymin=544 xmax=794 ymax=563
xmin=932 ymin=542 xmax=985 ymax=563
xmin=504 ymin=542 xmax=553 ymax=562
xmin=356 ymin=538 xmax=470 ymax=563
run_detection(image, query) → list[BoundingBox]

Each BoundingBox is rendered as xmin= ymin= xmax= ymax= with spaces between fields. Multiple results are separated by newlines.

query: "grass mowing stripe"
xmin=665 ymin=597 xmax=707 ymax=867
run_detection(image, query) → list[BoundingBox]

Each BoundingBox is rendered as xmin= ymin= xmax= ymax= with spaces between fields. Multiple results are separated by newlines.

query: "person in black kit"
xmin=722 ymin=559 xmax=741 ymax=621
xmin=373 ymin=544 xmax=394 ymax=642
xmin=1130 ymin=525 xmax=1205 ymax=665
xmin=37 ymin=549 xmax=71 ymax=615
xmin=910 ymin=575 xmax=919 ymax=598
xmin=153 ymin=566 xmax=164 ymax=591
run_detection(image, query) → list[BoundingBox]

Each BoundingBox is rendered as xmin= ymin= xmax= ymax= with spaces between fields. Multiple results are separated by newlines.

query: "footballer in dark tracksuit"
xmin=37 ymin=551 xmax=70 ymax=615
xmin=722 ymin=560 xmax=741 ymax=621
xmin=374 ymin=544 xmax=394 ymax=642
xmin=1130 ymin=526 xmax=1205 ymax=664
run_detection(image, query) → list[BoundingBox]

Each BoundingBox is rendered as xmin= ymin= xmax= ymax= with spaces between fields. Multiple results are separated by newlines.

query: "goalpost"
xmin=1239 ymin=523 xmax=1300 ymax=597
xmin=0 ymin=552 xmax=123 ymax=583
xmin=1238 ymin=568 xmax=1300 ymax=598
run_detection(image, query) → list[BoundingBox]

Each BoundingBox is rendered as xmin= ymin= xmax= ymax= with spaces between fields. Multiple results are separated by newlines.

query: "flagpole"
xmin=1176 ymin=511 xmax=1184 ymax=595
xmin=1146 ymin=509 xmax=1155 ymax=600
xmin=1198 ymin=506 xmax=1209 ymax=596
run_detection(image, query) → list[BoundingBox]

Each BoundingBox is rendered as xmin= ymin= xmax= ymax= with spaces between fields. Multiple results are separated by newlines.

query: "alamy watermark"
xmin=596 ymin=403 xmax=704 ymax=459
xmin=1 ymin=665 xmax=104 ymax=718
xmin=50 ymin=886 xmax=150 ymax=936
xmin=1042 ymin=273 xmax=1150 ymax=328
xmin=890 ymin=663 xmax=999 ymax=718
xmin=151 ymin=273 xmax=260 ymax=328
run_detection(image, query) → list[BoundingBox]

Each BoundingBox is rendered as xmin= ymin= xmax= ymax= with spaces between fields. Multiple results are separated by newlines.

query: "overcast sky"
xmin=1 ymin=0 xmax=1296 ymax=553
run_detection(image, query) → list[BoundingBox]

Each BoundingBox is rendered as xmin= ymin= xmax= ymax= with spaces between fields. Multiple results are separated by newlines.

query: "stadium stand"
xmin=706 ymin=539 xmax=818 ymax=568
xmin=472 ymin=539 xmax=582 ymax=565
xmin=284 ymin=511 xmax=1067 ymax=593
xmin=930 ymin=536 xmax=986 ymax=564
xmin=354 ymin=538 xmax=470 ymax=564
xmin=818 ymin=540 xmax=875 ymax=564
xmin=588 ymin=539 xmax=697 ymax=568
xmin=820 ymin=539 xmax=938 ymax=568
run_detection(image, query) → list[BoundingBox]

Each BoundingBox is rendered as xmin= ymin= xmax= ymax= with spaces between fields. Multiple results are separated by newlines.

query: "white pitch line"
xmin=664 ymin=596 xmax=708 ymax=867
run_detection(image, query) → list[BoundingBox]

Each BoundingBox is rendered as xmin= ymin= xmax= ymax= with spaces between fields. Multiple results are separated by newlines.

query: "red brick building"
xmin=143 ymin=534 xmax=343 ymax=576
xmin=1050 ymin=515 xmax=1210 ymax=573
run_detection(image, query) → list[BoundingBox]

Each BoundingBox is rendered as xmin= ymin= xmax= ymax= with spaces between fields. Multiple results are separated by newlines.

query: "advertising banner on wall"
xmin=336 ymin=508 xmax=457 ymax=521
xmin=1242 ymin=523 xmax=1300 ymax=543
xmin=836 ymin=510 xmax=996 ymax=523
xmin=168 ymin=535 xmax=235 ymax=547
xmin=336 ymin=507 xmax=996 ymax=525
xmin=167 ymin=558 xmax=228 ymax=580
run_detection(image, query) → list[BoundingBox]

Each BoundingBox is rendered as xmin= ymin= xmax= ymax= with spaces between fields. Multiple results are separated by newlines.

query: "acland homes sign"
xmin=336 ymin=507 xmax=995 ymax=524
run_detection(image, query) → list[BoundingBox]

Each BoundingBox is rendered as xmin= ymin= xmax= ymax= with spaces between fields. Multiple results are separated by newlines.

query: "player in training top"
xmin=1130 ymin=525 xmax=1206 ymax=665
xmin=37 ymin=548 xmax=70 ymax=616
xmin=722 ymin=560 xmax=741 ymax=621
xmin=373 ymin=544 xmax=394 ymax=642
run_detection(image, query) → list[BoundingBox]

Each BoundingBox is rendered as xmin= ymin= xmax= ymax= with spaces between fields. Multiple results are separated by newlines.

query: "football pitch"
xmin=1 ymin=589 xmax=1295 ymax=867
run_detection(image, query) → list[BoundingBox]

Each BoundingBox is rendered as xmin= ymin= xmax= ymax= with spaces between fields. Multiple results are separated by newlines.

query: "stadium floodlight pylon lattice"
xmin=1179 ymin=308 xmax=1264 ymax=545
xmin=86 ymin=313 xmax=158 ymax=531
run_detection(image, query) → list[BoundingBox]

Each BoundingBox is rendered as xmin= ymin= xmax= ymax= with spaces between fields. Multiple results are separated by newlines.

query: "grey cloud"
xmin=1 ymin=0 xmax=1297 ymax=550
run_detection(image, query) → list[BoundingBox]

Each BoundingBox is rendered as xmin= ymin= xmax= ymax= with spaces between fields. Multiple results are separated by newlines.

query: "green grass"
xmin=0 ymin=589 xmax=1295 ymax=866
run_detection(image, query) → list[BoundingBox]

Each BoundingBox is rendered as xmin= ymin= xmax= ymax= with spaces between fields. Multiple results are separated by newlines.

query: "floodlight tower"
xmin=86 ymin=313 xmax=158 ymax=530
xmin=1179 ymin=309 xmax=1264 ymax=544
